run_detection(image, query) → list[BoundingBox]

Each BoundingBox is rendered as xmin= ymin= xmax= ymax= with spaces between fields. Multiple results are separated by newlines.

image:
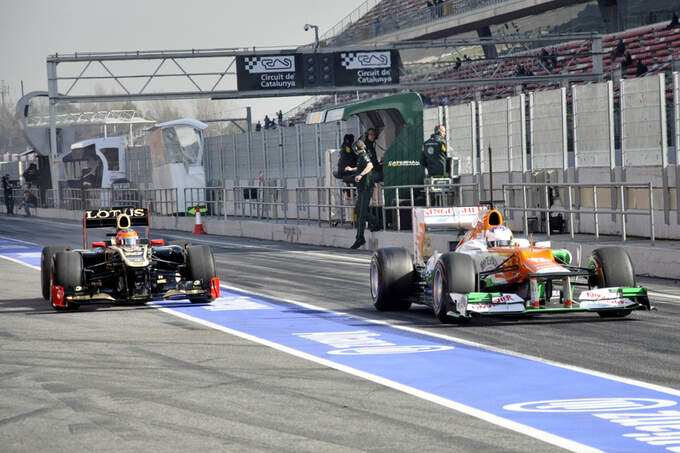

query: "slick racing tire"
xmin=186 ymin=245 xmax=217 ymax=303
xmin=591 ymin=247 xmax=635 ymax=318
xmin=41 ymin=246 xmax=67 ymax=300
xmin=371 ymin=248 xmax=413 ymax=311
xmin=52 ymin=251 xmax=83 ymax=311
xmin=433 ymin=253 xmax=476 ymax=323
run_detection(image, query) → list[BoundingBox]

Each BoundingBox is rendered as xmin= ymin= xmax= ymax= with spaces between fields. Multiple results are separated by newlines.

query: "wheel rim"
xmin=370 ymin=258 xmax=381 ymax=301
xmin=433 ymin=266 xmax=444 ymax=313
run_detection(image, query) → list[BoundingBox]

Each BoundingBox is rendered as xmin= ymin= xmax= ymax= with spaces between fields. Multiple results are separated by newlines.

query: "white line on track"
xmin=154 ymin=305 xmax=602 ymax=453
xmin=1 ymin=236 xmax=679 ymax=398
xmin=648 ymin=290 xmax=680 ymax=302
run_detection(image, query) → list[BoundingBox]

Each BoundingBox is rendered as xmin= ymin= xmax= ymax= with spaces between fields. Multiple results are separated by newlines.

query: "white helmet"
xmin=486 ymin=225 xmax=513 ymax=248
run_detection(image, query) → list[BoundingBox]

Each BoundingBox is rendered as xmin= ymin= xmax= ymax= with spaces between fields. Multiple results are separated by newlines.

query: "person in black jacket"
xmin=336 ymin=134 xmax=357 ymax=182
xmin=364 ymin=128 xmax=383 ymax=182
xmin=420 ymin=125 xmax=448 ymax=177
xmin=2 ymin=174 xmax=14 ymax=215
xmin=345 ymin=140 xmax=379 ymax=249
xmin=22 ymin=163 xmax=40 ymax=189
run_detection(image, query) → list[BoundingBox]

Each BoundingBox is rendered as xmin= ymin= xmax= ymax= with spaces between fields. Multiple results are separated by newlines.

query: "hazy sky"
xmin=0 ymin=0 xmax=365 ymax=122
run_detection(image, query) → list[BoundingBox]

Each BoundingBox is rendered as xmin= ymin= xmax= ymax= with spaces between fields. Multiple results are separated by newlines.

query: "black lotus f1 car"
xmin=40 ymin=207 xmax=219 ymax=310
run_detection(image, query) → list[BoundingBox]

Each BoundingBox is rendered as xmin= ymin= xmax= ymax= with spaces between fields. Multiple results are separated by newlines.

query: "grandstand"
xmin=286 ymin=0 xmax=680 ymax=123
xmin=322 ymin=0 xmax=678 ymax=46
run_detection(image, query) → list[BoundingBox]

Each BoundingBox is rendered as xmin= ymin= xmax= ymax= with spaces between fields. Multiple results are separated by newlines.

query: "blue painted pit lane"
xmin=2 ymin=235 xmax=680 ymax=453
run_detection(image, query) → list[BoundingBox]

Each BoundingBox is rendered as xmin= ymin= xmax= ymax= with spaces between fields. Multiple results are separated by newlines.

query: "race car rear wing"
xmin=82 ymin=207 xmax=150 ymax=248
xmin=412 ymin=206 xmax=487 ymax=265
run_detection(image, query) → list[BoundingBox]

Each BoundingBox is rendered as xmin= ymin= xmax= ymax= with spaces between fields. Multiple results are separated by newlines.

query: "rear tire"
xmin=52 ymin=251 xmax=83 ymax=311
xmin=432 ymin=253 xmax=476 ymax=323
xmin=41 ymin=246 xmax=67 ymax=300
xmin=371 ymin=248 xmax=413 ymax=311
xmin=186 ymin=245 xmax=216 ymax=303
xmin=591 ymin=247 xmax=635 ymax=319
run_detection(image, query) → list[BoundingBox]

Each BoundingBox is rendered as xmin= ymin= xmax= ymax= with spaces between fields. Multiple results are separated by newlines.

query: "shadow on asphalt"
xmin=0 ymin=297 xmax=210 ymax=314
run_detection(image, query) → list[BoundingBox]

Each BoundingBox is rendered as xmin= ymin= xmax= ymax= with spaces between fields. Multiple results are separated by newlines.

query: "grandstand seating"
xmin=289 ymin=21 xmax=680 ymax=122
xmin=329 ymin=0 xmax=510 ymax=45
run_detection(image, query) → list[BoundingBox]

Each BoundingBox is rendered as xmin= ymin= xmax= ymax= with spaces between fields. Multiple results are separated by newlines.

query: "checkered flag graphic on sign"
xmin=244 ymin=57 xmax=260 ymax=72
xmin=340 ymin=53 xmax=356 ymax=69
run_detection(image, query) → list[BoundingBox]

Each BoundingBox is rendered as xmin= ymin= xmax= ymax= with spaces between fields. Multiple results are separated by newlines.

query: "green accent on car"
xmin=538 ymin=282 xmax=546 ymax=299
xmin=466 ymin=292 xmax=501 ymax=303
xmin=552 ymin=249 xmax=571 ymax=264
xmin=524 ymin=307 xmax=592 ymax=313
xmin=620 ymin=287 xmax=647 ymax=297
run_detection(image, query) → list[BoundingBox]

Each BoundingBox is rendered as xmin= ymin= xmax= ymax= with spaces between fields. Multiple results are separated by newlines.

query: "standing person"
xmin=636 ymin=59 xmax=648 ymax=77
xmin=22 ymin=163 xmax=40 ymax=189
xmin=364 ymin=128 xmax=382 ymax=182
xmin=336 ymin=134 xmax=357 ymax=183
xmin=345 ymin=140 xmax=379 ymax=249
xmin=2 ymin=174 xmax=14 ymax=215
xmin=420 ymin=125 xmax=448 ymax=177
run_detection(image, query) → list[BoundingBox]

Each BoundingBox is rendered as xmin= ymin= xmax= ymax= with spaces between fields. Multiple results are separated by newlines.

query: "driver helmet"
xmin=486 ymin=225 xmax=513 ymax=248
xmin=116 ymin=229 xmax=139 ymax=248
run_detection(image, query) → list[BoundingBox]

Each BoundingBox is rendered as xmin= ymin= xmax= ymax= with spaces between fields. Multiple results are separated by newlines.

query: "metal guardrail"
xmin=380 ymin=182 xmax=480 ymax=231
xmin=6 ymin=181 xmax=663 ymax=242
xmin=295 ymin=185 xmax=359 ymax=227
xmin=233 ymin=185 xmax=287 ymax=220
xmin=502 ymin=182 xmax=656 ymax=245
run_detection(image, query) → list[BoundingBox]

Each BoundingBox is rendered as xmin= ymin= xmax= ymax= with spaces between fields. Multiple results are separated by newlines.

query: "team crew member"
xmin=364 ymin=128 xmax=383 ymax=182
xmin=336 ymin=134 xmax=357 ymax=183
xmin=420 ymin=124 xmax=448 ymax=177
xmin=345 ymin=140 xmax=379 ymax=249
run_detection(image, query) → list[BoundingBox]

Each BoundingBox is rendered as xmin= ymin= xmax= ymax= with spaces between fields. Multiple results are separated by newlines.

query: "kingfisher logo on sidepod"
xmin=504 ymin=398 xmax=678 ymax=413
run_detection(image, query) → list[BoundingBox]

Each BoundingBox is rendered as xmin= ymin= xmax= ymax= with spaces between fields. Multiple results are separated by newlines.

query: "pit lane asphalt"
xmin=1 ymin=214 xmax=678 ymax=452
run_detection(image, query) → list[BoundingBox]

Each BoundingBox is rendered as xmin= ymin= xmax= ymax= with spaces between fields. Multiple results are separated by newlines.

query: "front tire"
xmin=591 ymin=247 xmax=635 ymax=318
xmin=371 ymin=248 xmax=413 ymax=311
xmin=41 ymin=246 xmax=67 ymax=300
xmin=432 ymin=253 xmax=476 ymax=323
xmin=52 ymin=251 xmax=83 ymax=311
xmin=186 ymin=245 xmax=217 ymax=303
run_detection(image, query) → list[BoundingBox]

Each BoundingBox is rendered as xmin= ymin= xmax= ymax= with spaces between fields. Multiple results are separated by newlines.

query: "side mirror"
xmin=150 ymin=239 xmax=165 ymax=246
xmin=91 ymin=241 xmax=107 ymax=248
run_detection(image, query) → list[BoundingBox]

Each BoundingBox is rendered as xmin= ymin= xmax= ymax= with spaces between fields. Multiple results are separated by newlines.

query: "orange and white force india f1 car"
xmin=40 ymin=208 xmax=219 ymax=310
xmin=370 ymin=206 xmax=650 ymax=323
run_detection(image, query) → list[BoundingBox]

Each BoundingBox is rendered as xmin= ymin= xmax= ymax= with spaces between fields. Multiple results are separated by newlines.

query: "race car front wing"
xmin=447 ymin=286 xmax=648 ymax=318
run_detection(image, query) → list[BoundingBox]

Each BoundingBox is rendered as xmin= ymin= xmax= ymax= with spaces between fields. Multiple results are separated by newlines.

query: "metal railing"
xmin=14 ymin=181 xmax=665 ymax=242
xmin=295 ymin=185 xmax=360 ymax=226
xmin=501 ymin=182 xmax=656 ymax=244
xmin=233 ymin=185 xmax=287 ymax=220
xmin=380 ymin=181 xmax=480 ymax=231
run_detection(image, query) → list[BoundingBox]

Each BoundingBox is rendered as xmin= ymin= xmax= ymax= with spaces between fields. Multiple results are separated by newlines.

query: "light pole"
xmin=304 ymin=24 xmax=319 ymax=52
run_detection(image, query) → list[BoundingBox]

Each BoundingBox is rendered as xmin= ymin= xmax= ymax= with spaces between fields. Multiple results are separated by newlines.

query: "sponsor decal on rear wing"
xmin=413 ymin=206 xmax=486 ymax=265
xmin=83 ymin=207 xmax=149 ymax=229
